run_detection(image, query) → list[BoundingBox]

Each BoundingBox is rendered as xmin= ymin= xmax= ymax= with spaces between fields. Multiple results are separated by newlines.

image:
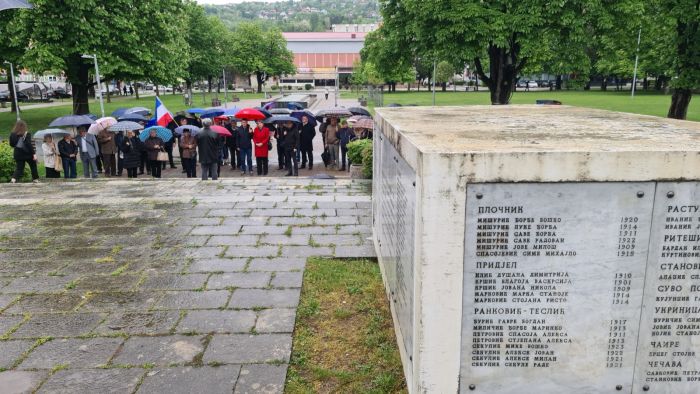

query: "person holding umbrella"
xmin=8 ymin=121 xmax=39 ymax=183
xmin=324 ymin=117 xmax=340 ymax=170
xmin=299 ymin=115 xmax=315 ymax=170
xmin=144 ymin=129 xmax=164 ymax=178
xmin=272 ymin=123 xmax=285 ymax=171
xmin=281 ymin=120 xmax=300 ymax=176
xmin=252 ymin=119 xmax=270 ymax=176
xmin=41 ymin=135 xmax=61 ymax=179
xmin=224 ymin=118 xmax=238 ymax=170
xmin=120 ymin=130 xmax=144 ymax=179
xmin=196 ymin=118 xmax=221 ymax=180
xmin=336 ymin=119 xmax=356 ymax=172
xmin=179 ymin=129 xmax=198 ymax=178
xmin=58 ymin=134 xmax=78 ymax=179
xmin=236 ymin=120 xmax=254 ymax=176
xmin=76 ymin=126 xmax=99 ymax=179
xmin=97 ymin=127 xmax=117 ymax=177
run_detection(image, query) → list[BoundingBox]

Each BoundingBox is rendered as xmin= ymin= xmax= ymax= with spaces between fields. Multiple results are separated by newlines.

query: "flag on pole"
xmin=155 ymin=97 xmax=175 ymax=128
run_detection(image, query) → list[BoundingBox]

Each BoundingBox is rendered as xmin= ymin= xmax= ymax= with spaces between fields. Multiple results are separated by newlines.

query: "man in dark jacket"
xmin=271 ymin=123 xmax=285 ymax=170
xmin=299 ymin=116 xmax=315 ymax=170
xmin=236 ymin=120 xmax=253 ymax=175
xmin=225 ymin=119 xmax=238 ymax=170
xmin=281 ymin=121 xmax=300 ymax=176
xmin=197 ymin=118 xmax=222 ymax=180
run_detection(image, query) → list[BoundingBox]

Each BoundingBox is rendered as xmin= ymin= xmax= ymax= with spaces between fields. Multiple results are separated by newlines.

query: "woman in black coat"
xmin=8 ymin=120 xmax=39 ymax=183
xmin=120 ymin=130 xmax=143 ymax=178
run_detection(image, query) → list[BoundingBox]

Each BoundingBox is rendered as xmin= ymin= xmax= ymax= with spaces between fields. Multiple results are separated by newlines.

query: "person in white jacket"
xmin=42 ymin=135 xmax=61 ymax=178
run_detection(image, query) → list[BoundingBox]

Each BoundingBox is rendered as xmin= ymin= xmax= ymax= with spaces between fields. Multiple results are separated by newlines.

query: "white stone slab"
xmin=633 ymin=183 xmax=700 ymax=393
xmin=460 ymin=183 xmax=653 ymax=393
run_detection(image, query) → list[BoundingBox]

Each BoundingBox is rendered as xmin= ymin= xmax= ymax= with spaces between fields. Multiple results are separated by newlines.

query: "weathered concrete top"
xmin=375 ymin=105 xmax=700 ymax=182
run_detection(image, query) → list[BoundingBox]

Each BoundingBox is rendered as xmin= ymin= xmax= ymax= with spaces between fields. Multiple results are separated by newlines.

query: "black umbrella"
xmin=48 ymin=115 xmax=95 ymax=128
xmin=252 ymin=107 xmax=273 ymax=119
xmin=0 ymin=0 xmax=33 ymax=11
xmin=348 ymin=107 xmax=371 ymax=117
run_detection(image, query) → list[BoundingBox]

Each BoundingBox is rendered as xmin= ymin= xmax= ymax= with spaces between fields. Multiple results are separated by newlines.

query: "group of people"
xmin=7 ymin=111 xmax=372 ymax=182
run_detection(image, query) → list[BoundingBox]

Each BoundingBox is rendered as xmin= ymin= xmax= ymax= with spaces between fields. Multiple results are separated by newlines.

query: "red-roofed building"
xmin=280 ymin=32 xmax=367 ymax=88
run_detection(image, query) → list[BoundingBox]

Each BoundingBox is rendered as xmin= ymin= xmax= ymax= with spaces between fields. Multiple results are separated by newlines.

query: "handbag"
xmin=157 ymin=150 xmax=169 ymax=162
xmin=53 ymin=145 xmax=64 ymax=172
xmin=268 ymin=141 xmax=273 ymax=151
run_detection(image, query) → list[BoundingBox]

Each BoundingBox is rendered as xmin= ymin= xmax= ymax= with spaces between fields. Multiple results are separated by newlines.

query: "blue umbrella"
xmin=174 ymin=125 xmax=201 ymax=136
xmin=291 ymin=110 xmax=317 ymax=127
xmin=85 ymin=114 xmax=99 ymax=120
xmin=287 ymin=102 xmax=304 ymax=110
xmin=223 ymin=106 xmax=241 ymax=116
xmin=268 ymin=115 xmax=301 ymax=124
xmin=49 ymin=115 xmax=95 ymax=128
xmin=200 ymin=107 xmax=225 ymax=119
xmin=187 ymin=108 xmax=205 ymax=114
xmin=118 ymin=113 xmax=148 ymax=122
xmin=253 ymin=107 xmax=273 ymax=119
xmin=111 ymin=108 xmax=128 ymax=117
xmin=145 ymin=117 xmax=157 ymax=128
xmin=140 ymin=126 xmax=173 ymax=142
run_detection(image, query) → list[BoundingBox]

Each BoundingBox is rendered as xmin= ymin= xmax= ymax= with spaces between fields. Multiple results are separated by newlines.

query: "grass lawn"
xmin=286 ymin=257 xmax=407 ymax=393
xmin=0 ymin=92 xmax=264 ymax=140
xmin=342 ymin=90 xmax=700 ymax=122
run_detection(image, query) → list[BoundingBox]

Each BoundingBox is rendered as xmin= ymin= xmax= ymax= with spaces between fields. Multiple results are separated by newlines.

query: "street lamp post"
xmin=3 ymin=61 xmax=20 ymax=122
xmin=335 ymin=66 xmax=339 ymax=107
xmin=222 ymin=67 xmax=228 ymax=108
xmin=82 ymin=54 xmax=105 ymax=117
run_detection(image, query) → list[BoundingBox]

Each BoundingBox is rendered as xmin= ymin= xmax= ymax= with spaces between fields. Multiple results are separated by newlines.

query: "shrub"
xmin=361 ymin=142 xmax=373 ymax=179
xmin=0 ymin=141 xmax=31 ymax=182
xmin=304 ymin=84 xmax=313 ymax=90
xmin=347 ymin=139 xmax=371 ymax=165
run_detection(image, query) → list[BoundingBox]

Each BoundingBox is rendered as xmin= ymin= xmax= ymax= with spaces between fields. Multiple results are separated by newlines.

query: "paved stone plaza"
xmin=0 ymin=178 xmax=374 ymax=393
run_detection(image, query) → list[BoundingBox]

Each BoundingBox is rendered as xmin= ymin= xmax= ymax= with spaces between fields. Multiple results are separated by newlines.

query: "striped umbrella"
xmin=109 ymin=121 xmax=144 ymax=133
xmin=347 ymin=115 xmax=371 ymax=125
xmin=139 ymin=126 xmax=173 ymax=142
xmin=88 ymin=117 xmax=118 ymax=135
xmin=353 ymin=118 xmax=375 ymax=130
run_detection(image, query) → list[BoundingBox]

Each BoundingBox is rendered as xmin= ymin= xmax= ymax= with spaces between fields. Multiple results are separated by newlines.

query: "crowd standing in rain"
xmin=6 ymin=103 xmax=374 ymax=182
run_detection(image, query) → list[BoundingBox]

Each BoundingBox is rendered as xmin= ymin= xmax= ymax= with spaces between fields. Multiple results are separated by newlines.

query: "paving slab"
xmin=255 ymin=309 xmax=297 ymax=333
xmin=177 ymin=310 xmax=257 ymax=334
xmin=37 ymin=368 xmax=143 ymax=394
xmin=234 ymin=364 xmax=287 ymax=394
xmin=229 ymin=289 xmax=300 ymax=309
xmin=203 ymin=334 xmax=292 ymax=364
xmin=187 ymin=258 xmax=247 ymax=273
xmin=207 ymin=272 xmax=271 ymax=289
xmin=137 ymin=365 xmax=241 ymax=394
xmin=12 ymin=313 xmax=106 ymax=339
xmin=19 ymin=337 xmax=123 ymax=369
xmin=0 ymin=370 xmax=48 ymax=394
xmin=0 ymin=340 xmax=34 ymax=369
xmin=112 ymin=335 xmax=205 ymax=366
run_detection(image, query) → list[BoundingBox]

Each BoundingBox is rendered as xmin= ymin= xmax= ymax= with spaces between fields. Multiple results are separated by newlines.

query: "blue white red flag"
xmin=155 ymin=97 xmax=175 ymax=127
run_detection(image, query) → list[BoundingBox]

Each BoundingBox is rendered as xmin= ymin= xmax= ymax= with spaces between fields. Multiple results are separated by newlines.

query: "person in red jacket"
xmin=252 ymin=119 xmax=270 ymax=176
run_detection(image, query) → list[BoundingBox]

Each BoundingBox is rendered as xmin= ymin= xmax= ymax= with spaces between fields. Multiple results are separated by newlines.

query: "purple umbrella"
xmin=0 ymin=0 xmax=33 ymax=11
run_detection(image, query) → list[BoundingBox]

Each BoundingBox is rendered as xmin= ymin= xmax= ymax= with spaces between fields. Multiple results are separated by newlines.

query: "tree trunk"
xmin=67 ymin=55 xmax=91 ymax=115
xmin=106 ymin=82 xmax=111 ymax=103
xmin=135 ymin=85 xmax=140 ymax=100
xmin=256 ymin=72 xmax=264 ymax=93
xmin=601 ymin=77 xmax=608 ymax=91
xmin=417 ymin=81 xmax=420 ymax=92
xmin=441 ymin=82 xmax=447 ymax=92
xmin=207 ymin=76 xmax=213 ymax=93
xmin=654 ymin=77 xmax=663 ymax=91
xmin=667 ymin=88 xmax=692 ymax=120
xmin=474 ymin=39 xmax=524 ymax=105
xmin=555 ymin=75 xmax=562 ymax=90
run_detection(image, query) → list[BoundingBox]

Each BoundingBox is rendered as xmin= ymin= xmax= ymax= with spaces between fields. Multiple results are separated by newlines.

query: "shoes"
xmin=248 ymin=171 xmax=253 ymax=175
xmin=171 ymin=166 xmax=177 ymax=169
xmin=32 ymin=179 xmax=40 ymax=183
xmin=285 ymin=173 xmax=292 ymax=176
xmin=241 ymin=171 xmax=246 ymax=176
xmin=300 ymin=165 xmax=306 ymax=169
xmin=182 ymin=170 xmax=187 ymax=173
xmin=10 ymin=178 xmax=16 ymax=184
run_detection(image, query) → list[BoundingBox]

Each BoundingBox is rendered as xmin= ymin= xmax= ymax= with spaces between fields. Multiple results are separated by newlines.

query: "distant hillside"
xmin=203 ymin=0 xmax=380 ymax=31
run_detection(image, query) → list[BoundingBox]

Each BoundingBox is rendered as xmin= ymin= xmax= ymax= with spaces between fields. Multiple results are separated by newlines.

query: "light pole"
xmin=631 ymin=28 xmax=642 ymax=98
xmin=335 ymin=66 xmax=339 ymax=107
xmin=432 ymin=59 xmax=437 ymax=106
xmin=82 ymin=54 xmax=105 ymax=117
xmin=3 ymin=61 xmax=20 ymax=122
xmin=222 ymin=67 xmax=228 ymax=108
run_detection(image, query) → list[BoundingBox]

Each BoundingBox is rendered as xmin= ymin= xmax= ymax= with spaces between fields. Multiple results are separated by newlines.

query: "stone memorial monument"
xmin=372 ymin=105 xmax=700 ymax=393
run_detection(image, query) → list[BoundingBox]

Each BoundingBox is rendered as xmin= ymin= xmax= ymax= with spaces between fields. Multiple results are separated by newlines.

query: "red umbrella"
xmin=210 ymin=125 xmax=232 ymax=136
xmin=235 ymin=108 xmax=266 ymax=121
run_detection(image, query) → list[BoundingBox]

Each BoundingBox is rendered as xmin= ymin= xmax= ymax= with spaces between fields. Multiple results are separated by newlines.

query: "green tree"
xmin=360 ymin=28 xmax=415 ymax=92
xmin=0 ymin=8 xmax=30 ymax=115
xmin=435 ymin=61 xmax=455 ymax=92
xmin=383 ymin=0 xmax=593 ymax=104
xmin=230 ymin=23 xmax=295 ymax=93
xmin=183 ymin=2 xmax=231 ymax=96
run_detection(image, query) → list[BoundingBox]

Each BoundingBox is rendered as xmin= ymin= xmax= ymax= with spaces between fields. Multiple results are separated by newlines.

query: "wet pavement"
xmin=0 ymin=178 xmax=374 ymax=393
